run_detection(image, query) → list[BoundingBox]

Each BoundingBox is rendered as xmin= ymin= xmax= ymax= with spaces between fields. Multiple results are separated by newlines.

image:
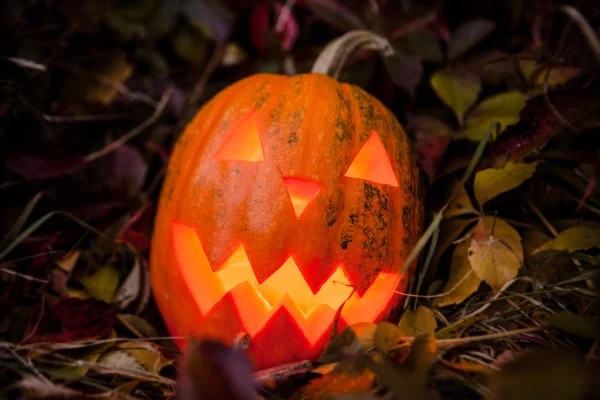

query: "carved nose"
xmin=282 ymin=177 xmax=322 ymax=218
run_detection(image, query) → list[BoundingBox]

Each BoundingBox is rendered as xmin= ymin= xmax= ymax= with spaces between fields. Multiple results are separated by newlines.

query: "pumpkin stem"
xmin=311 ymin=30 xmax=395 ymax=79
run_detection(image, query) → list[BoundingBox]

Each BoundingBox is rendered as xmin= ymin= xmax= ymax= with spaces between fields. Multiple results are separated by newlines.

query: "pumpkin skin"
xmin=150 ymin=73 xmax=422 ymax=369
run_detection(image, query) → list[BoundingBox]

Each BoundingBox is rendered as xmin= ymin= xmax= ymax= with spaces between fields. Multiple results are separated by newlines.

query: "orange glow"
xmin=344 ymin=131 xmax=399 ymax=187
xmin=215 ymin=114 xmax=264 ymax=162
xmin=172 ymin=223 xmax=400 ymax=344
xmin=282 ymin=178 xmax=322 ymax=217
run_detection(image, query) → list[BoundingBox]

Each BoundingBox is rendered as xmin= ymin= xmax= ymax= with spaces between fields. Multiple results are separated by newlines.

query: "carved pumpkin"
xmin=150 ymin=73 xmax=422 ymax=369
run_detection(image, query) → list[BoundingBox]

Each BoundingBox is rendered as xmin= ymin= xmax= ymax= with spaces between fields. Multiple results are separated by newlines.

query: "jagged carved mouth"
xmin=172 ymin=222 xmax=400 ymax=344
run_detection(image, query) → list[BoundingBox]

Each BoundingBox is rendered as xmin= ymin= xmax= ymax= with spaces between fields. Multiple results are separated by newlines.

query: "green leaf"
xmin=468 ymin=217 xmax=523 ymax=290
xmin=430 ymin=68 xmax=481 ymax=125
xmin=431 ymin=241 xmax=481 ymax=307
xmin=546 ymin=313 xmax=600 ymax=339
xmin=533 ymin=226 xmax=600 ymax=254
xmin=80 ymin=266 xmax=120 ymax=303
xmin=461 ymin=91 xmax=527 ymax=141
xmin=474 ymin=161 xmax=539 ymax=206
xmin=448 ymin=19 xmax=496 ymax=60
xmin=397 ymin=306 xmax=437 ymax=337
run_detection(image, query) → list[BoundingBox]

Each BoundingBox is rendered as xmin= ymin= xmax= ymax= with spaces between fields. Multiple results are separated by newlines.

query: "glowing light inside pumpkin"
xmin=282 ymin=178 xmax=322 ymax=217
xmin=172 ymin=223 xmax=400 ymax=344
xmin=215 ymin=115 xmax=264 ymax=162
xmin=344 ymin=131 xmax=399 ymax=187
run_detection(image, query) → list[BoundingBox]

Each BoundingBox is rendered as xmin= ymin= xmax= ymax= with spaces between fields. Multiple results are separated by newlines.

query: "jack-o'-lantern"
xmin=151 ymin=35 xmax=423 ymax=369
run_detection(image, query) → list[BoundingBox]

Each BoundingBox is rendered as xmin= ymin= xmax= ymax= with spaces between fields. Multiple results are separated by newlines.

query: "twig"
xmin=255 ymin=360 xmax=314 ymax=388
xmin=84 ymin=88 xmax=173 ymax=162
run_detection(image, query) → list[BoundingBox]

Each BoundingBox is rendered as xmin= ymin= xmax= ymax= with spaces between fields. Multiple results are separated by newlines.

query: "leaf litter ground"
xmin=1 ymin=1 xmax=599 ymax=399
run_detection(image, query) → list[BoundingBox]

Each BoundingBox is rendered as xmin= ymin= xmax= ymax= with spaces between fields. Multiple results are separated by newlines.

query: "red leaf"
xmin=23 ymin=297 xmax=116 ymax=343
xmin=250 ymin=1 xmax=298 ymax=53
xmin=490 ymin=92 xmax=600 ymax=168
xmin=4 ymin=153 xmax=86 ymax=180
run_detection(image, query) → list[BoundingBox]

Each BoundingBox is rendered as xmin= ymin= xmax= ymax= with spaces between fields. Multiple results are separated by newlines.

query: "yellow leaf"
xmin=397 ymin=306 xmax=437 ymax=337
xmin=519 ymin=60 xmax=581 ymax=88
xmin=432 ymin=241 xmax=482 ymax=307
xmin=55 ymin=250 xmax=81 ymax=272
xmin=430 ymin=68 xmax=481 ymax=125
xmin=474 ymin=161 xmax=539 ymax=206
xmin=461 ymin=91 xmax=527 ymax=141
xmin=374 ymin=321 xmax=404 ymax=353
xmin=80 ymin=266 xmax=120 ymax=303
xmin=443 ymin=181 xmax=478 ymax=218
xmin=118 ymin=342 xmax=170 ymax=373
xmin=468 ymin=217 xmax=523 ymax=290
xmin=533 ymin=226 xmax=600 ymax=254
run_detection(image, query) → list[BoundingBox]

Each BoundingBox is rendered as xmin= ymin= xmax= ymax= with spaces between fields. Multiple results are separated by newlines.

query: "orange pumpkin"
xmin=150 ymin=73 xmax=422 ymax=369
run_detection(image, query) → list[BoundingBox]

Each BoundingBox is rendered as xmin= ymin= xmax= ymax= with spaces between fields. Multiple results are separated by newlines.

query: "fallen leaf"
xmin=447 ymin=19 xmax=496 ymax=60
xmin=398 ymin=306 xmax=437 ymax=337
xmin=373 ymin=321 xmax=404 ymax=353
xmin=461 ymin=91 xmax=527 ymax=141
xmin=430 ymin=68 xmax=481 ymax=125
xmin=23 ymin=297 xmax=116 ymax=343
xmin=533 ymin=226 xmax=600 ymax=254
xmin=96 ymin=145 xmax=148 ymax=200
xmin=80 ymin=265 xmax=120 ymax=303
xmin=118 ymin=313 xmax=157 ymax=338
xmin=409 ymin=115 xmax=453 ymax=179
xmin=444 ymin=181 xmax=478 ymax=218
xmin=4 ymin=152 xmax=86 ymax=180
xmin=468 ymin=217 xmax=523 ymax=291
xmin=432 ymin=241 xmax=481 ymax=307
xmin=519 ymin=60 xmax=581 ymax=89
xmin=490 ymin=92 xmax=600 ymax=168
xmin=546 ymin=312 xmax=600 ymax=339
xmin=114 ymin=257 xmax=142 ymax=310
xmin=295 ymin=371 xmax=375 ymax=400
xmin=474 ymin=161 xmax=539 ymax=206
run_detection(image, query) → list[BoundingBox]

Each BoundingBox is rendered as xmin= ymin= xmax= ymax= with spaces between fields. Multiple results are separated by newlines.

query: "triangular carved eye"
xmin=344 ymin=131 xmax=399 ymax=187
xmin=282 ymin=178 xmax=322 ymax=218
xmin=215 ymin=115 xmax=264 ymax=162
